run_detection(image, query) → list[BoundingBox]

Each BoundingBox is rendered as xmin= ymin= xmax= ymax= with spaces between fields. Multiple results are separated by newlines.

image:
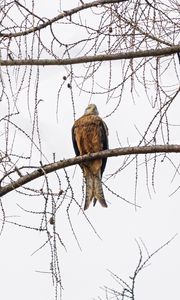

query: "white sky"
xmin=1 ymin=1 xmax=180 ymax=300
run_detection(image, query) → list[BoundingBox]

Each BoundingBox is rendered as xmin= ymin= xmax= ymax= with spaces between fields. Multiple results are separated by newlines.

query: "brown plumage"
xmin=72 ymin=104 xmax=108 ymax=210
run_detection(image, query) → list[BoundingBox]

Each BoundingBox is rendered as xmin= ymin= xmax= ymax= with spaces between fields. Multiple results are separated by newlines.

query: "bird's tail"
xmin=84 ymin=174 xmax=94 ymax=210
xmin=84 ymin=171 xmax=108 ymax=210
xmin=93 ymin=173 xmax=108 ymax=208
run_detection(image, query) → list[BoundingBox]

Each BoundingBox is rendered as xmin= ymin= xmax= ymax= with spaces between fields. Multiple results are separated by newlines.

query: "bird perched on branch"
xmin=72 ymin=104 xmax=108 ymax=210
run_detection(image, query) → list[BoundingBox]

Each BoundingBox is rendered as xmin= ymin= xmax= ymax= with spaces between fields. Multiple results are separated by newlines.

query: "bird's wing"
xmin=72 ymin=124 xmax=80 ymax=156
xmin=100 ymin=120 xmax=109 ymax=175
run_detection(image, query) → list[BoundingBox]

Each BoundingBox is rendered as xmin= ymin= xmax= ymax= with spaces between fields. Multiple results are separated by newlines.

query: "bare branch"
xmin=1 ymin=45 xmax=180 ymax=66
xmin=0 ymin=0 xmax=128 ymax=38
xmin=1 ymin=144 xmax=180 ymax=197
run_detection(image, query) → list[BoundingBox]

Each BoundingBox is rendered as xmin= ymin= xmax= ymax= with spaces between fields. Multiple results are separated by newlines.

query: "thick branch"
xmin=0 ymin=144 xmax=180 ymax=197
xmin=1 ymin=45 xmax=180 ymax=66
xmin=0 ymin=0 xmax=128 ymax=38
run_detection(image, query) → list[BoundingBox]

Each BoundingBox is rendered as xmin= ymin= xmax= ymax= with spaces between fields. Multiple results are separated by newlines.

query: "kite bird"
xmin=72 ymin=104 xmax=108 ymax=210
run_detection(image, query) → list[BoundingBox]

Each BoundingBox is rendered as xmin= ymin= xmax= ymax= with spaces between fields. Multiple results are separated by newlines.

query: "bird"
xmin=72 ymin=104 xmax=108 ymax=210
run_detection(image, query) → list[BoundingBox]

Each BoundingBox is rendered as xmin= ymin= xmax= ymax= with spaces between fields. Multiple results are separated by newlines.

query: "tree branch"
xmin=0 ymin=144 xmax=180 ymax=197
xmin=0 ymin=0 xmax=128 ymax=38
xmin=1 ymin=45 xmax=180 ymax=67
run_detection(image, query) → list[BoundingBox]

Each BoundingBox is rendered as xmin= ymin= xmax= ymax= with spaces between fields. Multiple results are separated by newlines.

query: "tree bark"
xmin=1 ymin=46 xmax=180 ymax=66
xmin=0 ymin=144 xmax=180 ymax=197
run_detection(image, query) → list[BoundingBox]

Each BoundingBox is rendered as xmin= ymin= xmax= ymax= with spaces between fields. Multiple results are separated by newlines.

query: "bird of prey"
xmin=72 ymin=104 xmax=108 ymax=210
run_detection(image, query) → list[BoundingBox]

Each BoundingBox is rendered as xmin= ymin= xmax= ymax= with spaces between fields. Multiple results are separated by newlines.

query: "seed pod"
xmin=67 ymin=83 xmax=71 ymax=88
xmin=49 ymin=216 xmax=55 ymax=225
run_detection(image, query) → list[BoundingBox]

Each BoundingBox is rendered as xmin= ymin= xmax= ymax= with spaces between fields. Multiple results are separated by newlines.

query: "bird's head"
xmin=84 ymin=104 xmax=99 ymax=115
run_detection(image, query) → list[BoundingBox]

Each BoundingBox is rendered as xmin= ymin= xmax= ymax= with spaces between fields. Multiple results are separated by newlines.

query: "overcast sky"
xmin=1 ymin=1 xmax=180 ymax=300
